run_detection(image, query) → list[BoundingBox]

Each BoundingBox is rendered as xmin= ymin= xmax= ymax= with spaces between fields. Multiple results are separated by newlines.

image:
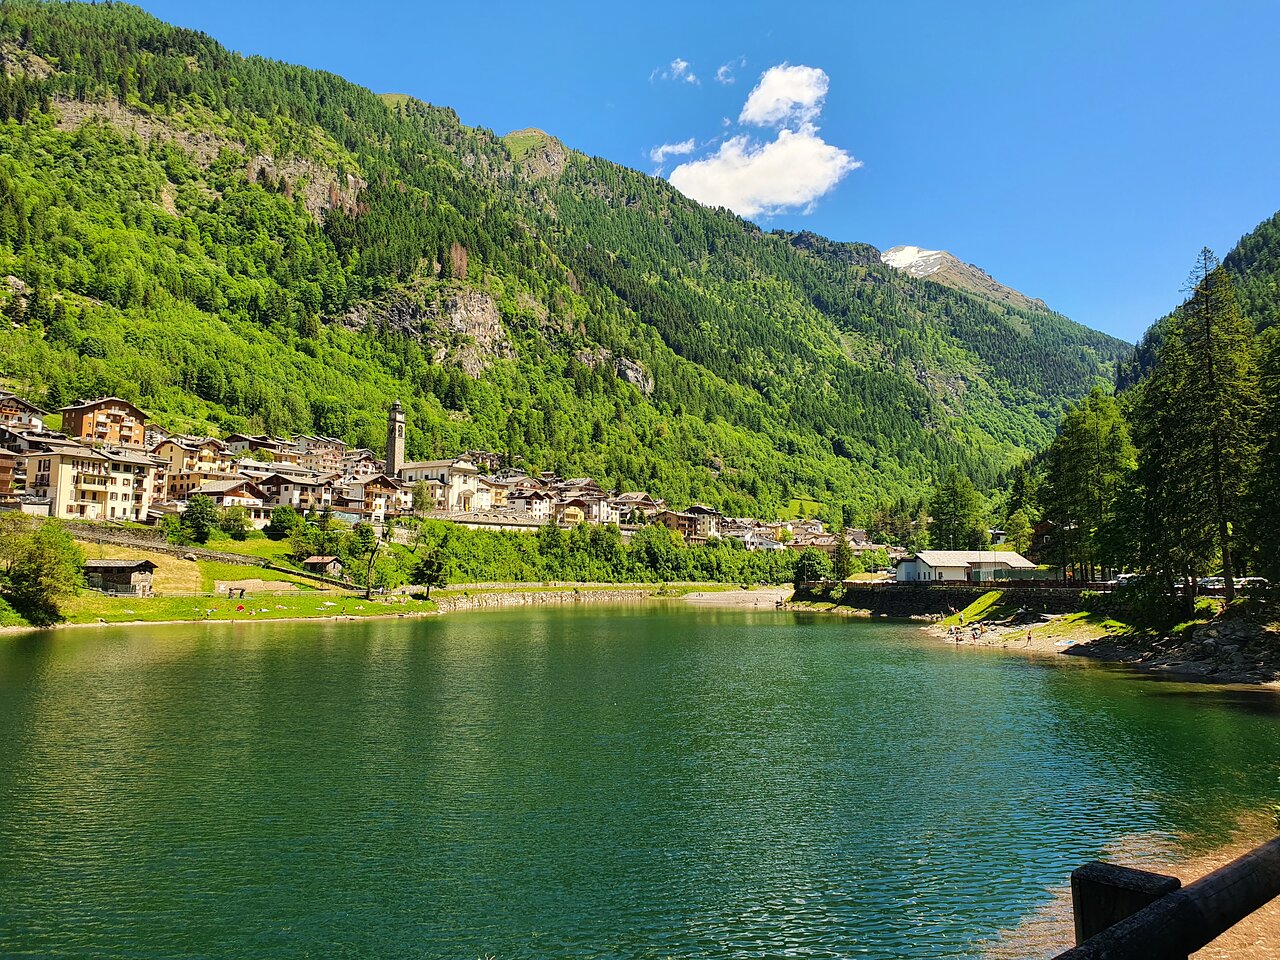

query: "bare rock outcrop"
xmin=344 ymin=286 xmax=514 ymax=377
xmin=574 ymin=346 xmax=655 ymax=396
xmin=52 ymin=98 xmax=363 ymax=221
xmin=507 ymin=128 xmax=568 ymax=181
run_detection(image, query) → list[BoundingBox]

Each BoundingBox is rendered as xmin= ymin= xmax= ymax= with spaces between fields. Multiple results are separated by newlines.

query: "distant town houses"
xmin=0 ymin=392 xmax=47 ymax=431
xmin=0 ymin=396 xmax=897 ymax=555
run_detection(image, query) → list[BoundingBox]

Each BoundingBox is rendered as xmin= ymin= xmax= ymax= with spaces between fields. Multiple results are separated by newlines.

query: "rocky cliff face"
xmin=344 ymin=286 xmax=514 ymax=377
xmin=53 ymin=98 xmax=363 ymax=220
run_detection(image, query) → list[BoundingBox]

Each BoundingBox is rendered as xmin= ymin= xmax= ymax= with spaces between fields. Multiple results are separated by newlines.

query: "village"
xmin=0 ymin=391 xmax=922 ymax=569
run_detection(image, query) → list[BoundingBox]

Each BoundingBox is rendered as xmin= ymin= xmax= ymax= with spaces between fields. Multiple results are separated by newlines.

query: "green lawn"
xmin=55 ymin=591 xmax=433 ymax=625
xmin=196 ymin=560 xmax=320 ymax=593
xmin=941 ymin=590 xmax=1007 ymax=627
xmin=202 ymin=533 xmax=295 ymax=563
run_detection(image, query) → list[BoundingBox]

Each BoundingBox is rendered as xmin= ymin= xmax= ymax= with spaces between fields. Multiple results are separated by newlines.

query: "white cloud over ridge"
xmin=649 ymin=138 xmax=696 ymax=166
xmin=669 ymin=126 xmax=859 ymax=218
xmin=739 ymin=63 xmax=829 ymax=126
xmin=667 ymin=63 xmax=858 ymax=218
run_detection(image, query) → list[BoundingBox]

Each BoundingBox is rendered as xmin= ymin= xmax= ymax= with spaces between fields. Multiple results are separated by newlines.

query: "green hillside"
xmin=0 ymin=0 xmax=1127 ymax=521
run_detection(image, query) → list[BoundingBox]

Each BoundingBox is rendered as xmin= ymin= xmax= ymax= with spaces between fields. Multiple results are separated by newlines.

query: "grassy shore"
xmin=0 ymin=559 xmax=771 ymax=631
xmin=54 ymin=591 xmax=436 ymax=626
xmin=927 ymin=589 xmax=1280 ymax=686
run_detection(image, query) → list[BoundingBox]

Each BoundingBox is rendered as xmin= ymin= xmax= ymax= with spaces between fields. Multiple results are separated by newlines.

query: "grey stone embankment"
xmin=432 ymin=587 xmax=660 ymax=613
xmin=1092 ymin=618 xmax=1280 ymax=684
xmin=797 ymin=583 xmax=1088 ymax=619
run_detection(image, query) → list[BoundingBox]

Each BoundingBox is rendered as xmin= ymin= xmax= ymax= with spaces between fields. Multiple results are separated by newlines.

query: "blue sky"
xmin=138 ymin=1 xmax=1280 ymax=343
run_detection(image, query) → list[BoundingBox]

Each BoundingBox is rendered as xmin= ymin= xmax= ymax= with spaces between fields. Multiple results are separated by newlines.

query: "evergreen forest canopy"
xmin=1005 ymin=220 xmax=1280 ymax=603
xmin=0 ymin=1 xmax=1128 ymax=523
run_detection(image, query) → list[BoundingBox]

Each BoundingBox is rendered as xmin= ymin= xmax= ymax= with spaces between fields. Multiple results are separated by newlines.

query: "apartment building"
xmin=152 ymin=436 xmax=236 ymax=499
xmin=26 ymin=440 xmax=164 ymax=522
xmin=59 ymin=397 xmax=148 ymax=449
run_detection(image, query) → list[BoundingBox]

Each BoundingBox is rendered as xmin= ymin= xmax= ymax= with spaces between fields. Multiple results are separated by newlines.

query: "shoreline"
xmin=0 ymin=583 xmax=794 ymax=636
xmin=922 ymin=616 xmax=1280 ymax=689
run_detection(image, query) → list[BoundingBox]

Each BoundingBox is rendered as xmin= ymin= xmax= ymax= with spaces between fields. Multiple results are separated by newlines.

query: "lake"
xmin=2 ymin=605 xmax=1278 ymax=958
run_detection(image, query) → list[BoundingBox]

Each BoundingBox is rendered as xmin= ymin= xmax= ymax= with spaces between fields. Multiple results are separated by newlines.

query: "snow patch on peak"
xmin=882 ymin=245 xmax=949 ymax=278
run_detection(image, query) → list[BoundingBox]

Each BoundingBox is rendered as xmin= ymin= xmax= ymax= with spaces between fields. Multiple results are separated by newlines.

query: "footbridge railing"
xmin=1051 ymin=835 xmax=1280 ymax=959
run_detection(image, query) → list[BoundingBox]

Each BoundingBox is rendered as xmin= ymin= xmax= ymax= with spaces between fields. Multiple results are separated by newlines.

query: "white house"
xmin=894 ymin=550 xmax=1036 ymax=583
xmin=508 ymin=489 xmax=553 ymax=520
xmin=397 ymin=458 xmax=480 ymax=512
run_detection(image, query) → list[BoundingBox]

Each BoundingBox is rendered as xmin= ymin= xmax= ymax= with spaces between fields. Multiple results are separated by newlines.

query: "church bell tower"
xmin=387 ymin=400 xmax=405 ymax=476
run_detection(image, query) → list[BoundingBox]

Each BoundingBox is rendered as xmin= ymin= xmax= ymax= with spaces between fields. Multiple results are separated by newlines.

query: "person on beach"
xmin=1025 ymin=629 xmax=1033 ymax=646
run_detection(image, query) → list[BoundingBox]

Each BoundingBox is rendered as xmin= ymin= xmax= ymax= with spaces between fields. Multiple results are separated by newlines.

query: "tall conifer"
xmin=1134 ymin=250 xmax=1261 ymax=599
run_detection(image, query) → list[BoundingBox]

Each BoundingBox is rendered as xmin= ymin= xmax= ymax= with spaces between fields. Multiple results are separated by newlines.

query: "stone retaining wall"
xmin=431 ymin=587 xmax=659 ymax=613
xmin=800 ymin=583 xmax=1088 ymax=618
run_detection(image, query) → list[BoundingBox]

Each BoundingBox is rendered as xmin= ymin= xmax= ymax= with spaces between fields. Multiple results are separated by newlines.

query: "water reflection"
xmin=1 ymin=609 xmax=1278 ymax=958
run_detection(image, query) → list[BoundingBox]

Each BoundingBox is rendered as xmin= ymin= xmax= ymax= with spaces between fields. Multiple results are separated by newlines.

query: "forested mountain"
xmin=1117 ymin=209 xmax=1280 ymax=389
xmin=0 ymin=1 xmax=1127 ymax=521
xmin=881 ymin=244 xmax=1046 ymax=312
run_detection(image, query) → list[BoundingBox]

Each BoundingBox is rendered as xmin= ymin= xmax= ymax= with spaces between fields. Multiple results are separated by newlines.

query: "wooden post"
xmin=1071 ymin=861 xmax=1182 ymax=949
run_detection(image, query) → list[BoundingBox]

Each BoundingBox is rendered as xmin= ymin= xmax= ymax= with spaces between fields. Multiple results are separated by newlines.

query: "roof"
xmin=908 ymin=550 xmax=1035 ymax=569
xmin=83 ymin=559 xmax=158 ymax=571
xmin=32 ymin=439 xmax=107 ymax=459
xmin=302 ymin=555 xmax=340 ymax=564
xmin=60 ymin=396 xmax=146 ymax=414
xmin=260 ymin=472 xmax=331 ymax=487
xmin=100 ymin=447 xmax=161 ymax=466
xmin=195 ymin=479 xmax=266 ymax=496
xmin=400 ymin=458 xmax=480 ymax=474
xmin=156 ymin=435 xmax=225 ymax=451
xmin=0 ymin=394 xmax=49 ymax=416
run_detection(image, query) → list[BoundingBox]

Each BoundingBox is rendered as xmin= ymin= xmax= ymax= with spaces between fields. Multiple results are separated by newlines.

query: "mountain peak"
xmin=882 ymin=245 xmax=1047 ymax=312
xmin=503 ymin=128 xmax=568 ymax=179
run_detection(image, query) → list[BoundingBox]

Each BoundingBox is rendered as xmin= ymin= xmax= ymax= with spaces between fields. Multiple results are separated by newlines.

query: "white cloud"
xmin=653 ymin=58 xmax=699 ymax=85
xmin=649 ymin=138 xmax=696 ymax=166
xmin=739 ymin=63 xmax=829 ymax=126
xmin=715 ymin=57 xmax=746 ymax=85
xmin=664 ymin=62 xmax=857 ymax=218
xmin=668 ymin=125 xmax=860 ymax=217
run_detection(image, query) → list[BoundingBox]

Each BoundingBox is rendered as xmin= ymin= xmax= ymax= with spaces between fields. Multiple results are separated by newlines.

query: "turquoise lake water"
xmin=2 ymin=605 xmax=1279 ymax=958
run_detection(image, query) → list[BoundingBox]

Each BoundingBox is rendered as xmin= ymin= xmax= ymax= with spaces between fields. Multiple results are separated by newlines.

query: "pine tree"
xmin=833 ymin=537 xmax=856 ymax=581
xmin=1133 ymin=250 xmax=1261 ymax=599
xmin=1248 ymin=332 xmax=1280 ymax=582
xmin=1004 ymin=508 xmax=1033 ymax=555
xmin=1040 ymin=387 xmax=1136 ymax=579
xmin=928 ymin=470 xmax=988 ymax=551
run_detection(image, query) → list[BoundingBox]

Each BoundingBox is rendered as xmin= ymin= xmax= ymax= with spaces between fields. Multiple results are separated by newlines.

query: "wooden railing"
xmin=1052 ymin=835 xmax=1280 ymax=959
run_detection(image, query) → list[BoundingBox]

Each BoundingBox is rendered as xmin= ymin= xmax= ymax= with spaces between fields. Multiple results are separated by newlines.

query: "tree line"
xmin=1005 ymin=249 xmax=1279 ymax=604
